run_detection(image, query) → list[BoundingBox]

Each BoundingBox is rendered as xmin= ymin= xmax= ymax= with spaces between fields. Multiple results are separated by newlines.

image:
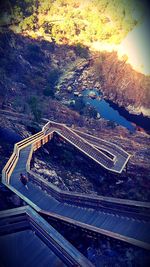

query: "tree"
xmin=84 ymin=105 xmax=97 ymax=119
xmin=47 ymin=68 xmax=61 ymax=88
xmin=26 ymin=43 xmax=43 ymax=63
xmin=73 ymin=96 xmax=86 ymax=114
xmin=75 ymin=43 xmax=89 ymax=59
xmin=1 ymin=0 xmax=143 ymax=45
xmin=28 ymin=96 xmax=42 ymax=122
xmin=19 ymin=15 xmax=36 ymax=31
xmin=43 ymin=86 xmax=55 ymax=98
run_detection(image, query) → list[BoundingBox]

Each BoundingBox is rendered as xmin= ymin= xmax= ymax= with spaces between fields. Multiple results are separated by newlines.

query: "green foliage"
xmin=26 ymin=43 xmax=42 ymax=62
xmin=1 ymin=0 xmax=146 ymax=45
xmin=43 ymin=86 xmax=55 ymax=98
xmin=38 ymin=0 xmax=53 ymax=14
xmin=75 ymin=43 xmax=89 ymax=59
xmin=28 ymin=96 xmax=37 ymax=109
xmin=43 ymin=68 xmax=61 ymax=98
xmin=28 ymin=96 xmax=42 ymax=122
xmin=15 ymin=0 xmax=36 ymax=16
xmin=107 ymin=120 xmax=116 ymax=129
xmin=19 ymin=15 xmax=35 ymax=31
xmin=72 ymin=96 xmax=98 ymax=118
xmin=73 ymin=96 xmax=86 ymax=115
xmin=47 ymin=68 xmax=61 ymax=87
xmin=84 ymin=105 xmax=97 ymax=119
xmin=11 ymin=6 xmax=23 ymax=23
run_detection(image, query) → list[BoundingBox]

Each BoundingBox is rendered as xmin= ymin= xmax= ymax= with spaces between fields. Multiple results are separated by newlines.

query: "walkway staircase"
xmin=2 ymin=120 xmax=150 ymax=252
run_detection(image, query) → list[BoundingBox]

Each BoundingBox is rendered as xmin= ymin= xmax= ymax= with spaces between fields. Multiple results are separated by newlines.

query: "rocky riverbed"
xmin=55 ymin=48 xmax=150 ymax=118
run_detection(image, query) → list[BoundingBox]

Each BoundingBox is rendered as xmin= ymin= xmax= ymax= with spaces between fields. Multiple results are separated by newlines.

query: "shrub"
xmin=73 ymin=96 xmax=86 ymax=114
xmin=28 ymin=96 xmax=42 ymax=122
xmin=26 ymin=43 xmax=43 ymax=63
xmin=74 ymin=43 xmax=89 ymax=59
xmin=107 ymin=120 xmax=116 ymax=128
xmin=47 ymin=68 xmax=61 ymax=87
xmin=43 ymin=86 xmax=55 ymax=98
xmin=84 ymin=105 xmax=97 ymax=119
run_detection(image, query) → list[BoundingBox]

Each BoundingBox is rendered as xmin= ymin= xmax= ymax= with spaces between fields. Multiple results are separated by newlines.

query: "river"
xmin=81 ymin=89 xmax=150 ymax=133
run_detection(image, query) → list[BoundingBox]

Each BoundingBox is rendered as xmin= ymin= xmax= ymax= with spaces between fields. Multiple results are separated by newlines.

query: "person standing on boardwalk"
xmin=20 ymin=173 xmax=29 ymax=189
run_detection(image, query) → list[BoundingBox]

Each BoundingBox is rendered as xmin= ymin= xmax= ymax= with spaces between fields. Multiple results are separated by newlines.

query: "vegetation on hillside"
xmin=0 ymin=31 xmax=63 ymax=121
xmin=93 ymin=51 xmax=150 ymax=109
xmin=0 ymin=1 xmax=149 ymax=118
xmin=0 ymin=0 xmax=145 ymax=45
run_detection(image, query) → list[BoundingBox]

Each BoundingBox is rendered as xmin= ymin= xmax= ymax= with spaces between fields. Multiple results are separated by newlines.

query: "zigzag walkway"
xmin=73 ymin=130 xmax=130 ymax=172
xmin=44 ymin=121 xmax=130 ymax=173
xmin=6 ymin=144 xmax=150 ymax=251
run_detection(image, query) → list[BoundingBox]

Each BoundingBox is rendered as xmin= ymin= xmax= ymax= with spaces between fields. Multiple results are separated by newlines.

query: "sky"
xmin=119 ymin=17 xmax=150 ymax=75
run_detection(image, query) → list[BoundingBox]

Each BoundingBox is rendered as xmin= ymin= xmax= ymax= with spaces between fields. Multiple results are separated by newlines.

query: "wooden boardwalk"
xmin=43 ymin=121 xmax=131 ymax=173
xmin=0 ymin=206 xmax=93 ymax=267
xmin=0 ymin=230 xmax=67 ymax=267
xmin=73 ymin=130 xmax=130 ymax=172
xmin=5 ymin=144 xmax=150 ymax=251
xmin=2 ymin=120 xmax=150 ymax=252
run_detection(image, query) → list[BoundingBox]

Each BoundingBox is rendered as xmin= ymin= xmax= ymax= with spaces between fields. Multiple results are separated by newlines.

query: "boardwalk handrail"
xmin=2 ymin=119 xmax=131 ymax=185
xmin=43 ymin=120 xmax=131 ymax=173
xmin=44 ymin=120 xmax=116 ymax=162
xmin=65 ymin=124 xmax=116 ymax=162
xmin=28 ymin=169 xmax=150 ymax=213
xmin=44 ymin=121 xmax=118 ymax=172
xmin=73 ymin=129 xmax=131 ymax=173
xmin=0 ymin=206 xmax=93 ymax=267
xmin=3 ymin=130 xmax=43 ymax=172
xmin=2 ymin=120 xmax=150 ymax=251
xmin=3 ymin=120 xmax=149 ymax=211
xmin=2 ymin=132 xmax=44 ymax=184
xmin=74 ymin=129 xmax=130 ymax=157
xmin=40 ymin=209 xmax=150 ymax=251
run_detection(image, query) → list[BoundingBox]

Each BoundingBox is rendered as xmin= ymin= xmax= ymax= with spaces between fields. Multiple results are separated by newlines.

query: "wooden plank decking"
xmin=6 ymin=144 xmax=150 ymax=250
xmin=2 ymin=120 xmax=150 ymax=252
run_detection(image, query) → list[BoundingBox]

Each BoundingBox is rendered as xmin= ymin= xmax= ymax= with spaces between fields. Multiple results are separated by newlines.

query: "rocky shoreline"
xmin=56 ymin=56 xmax=150 ymax=119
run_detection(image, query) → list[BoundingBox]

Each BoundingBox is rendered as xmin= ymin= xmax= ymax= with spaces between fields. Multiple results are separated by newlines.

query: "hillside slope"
xmin=0 ymin=30 xmax=150 ymax=118
xmin=0 ymin=0 xmax=149 ymax=116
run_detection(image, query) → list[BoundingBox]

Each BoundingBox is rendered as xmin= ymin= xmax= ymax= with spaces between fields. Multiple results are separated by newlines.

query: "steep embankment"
xmin=0 ymin=30 xmax=150 ymax=120
xmin=55 ymin=50 xmax=150 ymax=117
xmin=92 ymin=52 xmax=150 ymax=116
xmin=0 ymin=0 xmax=149 ymax=117
xmin=0 ymin=31 xmax=81 ymax=120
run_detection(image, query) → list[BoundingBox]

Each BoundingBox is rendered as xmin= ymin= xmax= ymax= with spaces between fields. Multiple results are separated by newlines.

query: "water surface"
xmin=82 ymin=89 xmax=135 ymax=132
